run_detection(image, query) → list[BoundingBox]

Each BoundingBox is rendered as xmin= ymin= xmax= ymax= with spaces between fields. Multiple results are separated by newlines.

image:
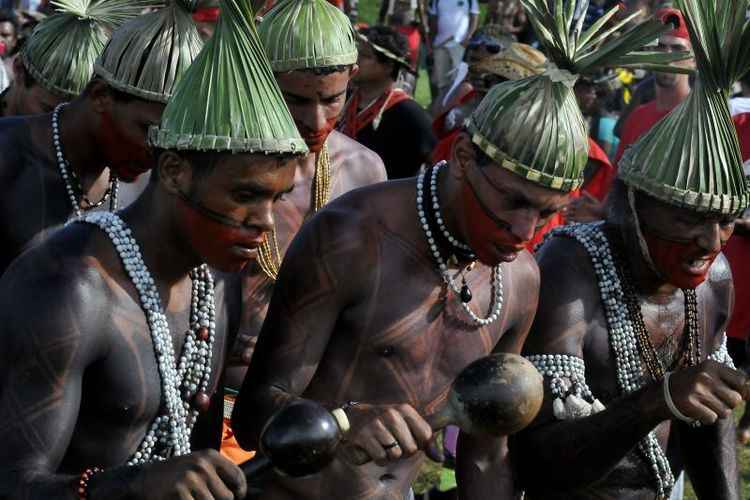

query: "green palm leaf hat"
xmin=258 ymin=0 xmax=357 ymax=72
xmin=20 ymin=0 xmax=150 ymax=99
xmin=94 ymin=0 xmax=205 ymax=103
xmin=466 ymin=0 xmax=691 ymax=192
xmin=149 ymin=0 xmax=307 ymax=155
xmin=619 ymin=0 xmax=750 ymax=215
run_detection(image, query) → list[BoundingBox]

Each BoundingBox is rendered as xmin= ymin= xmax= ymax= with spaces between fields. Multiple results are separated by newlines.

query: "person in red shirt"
xmin=725 ymin=112 xmax=750 ymax=443
xmin=614 ymin=7 xmax=694 ymax=165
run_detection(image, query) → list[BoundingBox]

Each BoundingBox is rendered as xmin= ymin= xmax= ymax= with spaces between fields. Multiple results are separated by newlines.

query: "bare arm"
xmin=456 ymin=253 xmax=538 ymax=499
xmin=511 ymin=237 xmax=672 ymax=493
xmin=232 ymin=206 xmax=367 ymax=448
xmin=0 ymin=246 xmax=126 ymax=499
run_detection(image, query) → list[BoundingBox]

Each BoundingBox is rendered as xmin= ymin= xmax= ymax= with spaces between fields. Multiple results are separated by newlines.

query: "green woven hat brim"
xmin=21 ymin=15 xmax=109 ymax=98
xmin=466 ymin=75 xmax=587 ymax=193
xmin=619 ymin=83 xmax=749 ymax=215
xmin=151 ymin=0 xmax=307 ymax=155
xmin=94 ymin=2 xmax=204 ymax=103
xmin=259 ymin=0 xmax=357 ymax=72
xmin=21 ymin=0 xmax=153 ymax=98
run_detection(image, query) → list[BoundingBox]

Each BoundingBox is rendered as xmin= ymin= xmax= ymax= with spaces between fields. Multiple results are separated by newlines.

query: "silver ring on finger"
xmin=382 ymin=441 xmax=400 ymax=450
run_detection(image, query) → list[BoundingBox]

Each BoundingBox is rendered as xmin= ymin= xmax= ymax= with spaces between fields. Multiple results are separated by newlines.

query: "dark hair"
xmin=360 ymin=25 xmax=409 ymax=80
xmin=297 ymin=64 xmax=354 ymax=76
xmin=0 ymin=9 xmax=19 ymax=32
xmin=82 ymin=77 xmax=139 ymax=103
xmin=741 ymin=71 xmax=750 ymax=88
xmin=150 ymin=149 xmax=295 ymax=185
xmin=472 ymin=139 xmax=496 ymax=168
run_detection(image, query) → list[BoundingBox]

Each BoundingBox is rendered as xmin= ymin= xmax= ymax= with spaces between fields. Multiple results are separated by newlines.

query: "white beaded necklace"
xmin=416 ymin=164 xmax=504 ymax=327
xmin=551 ymin=222 xmax=674 ymax=499
xmin=52 ymin=104 xmax=118 ymax=219
xmin=430 ymin=161 xmax=474 ymax=254
xmin=82 ymin=211 xmax=216 ymax=465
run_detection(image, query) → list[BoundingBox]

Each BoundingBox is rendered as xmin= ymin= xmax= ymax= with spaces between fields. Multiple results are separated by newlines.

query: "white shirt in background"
xmin=428 ymin=0 xmax=479 ymax=47
xmin=730 ymin=96 xmax=750 ymax=116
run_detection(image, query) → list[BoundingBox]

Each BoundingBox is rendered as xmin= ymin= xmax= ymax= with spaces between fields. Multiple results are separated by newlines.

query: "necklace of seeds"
xmin=258 ymin=143 xmax=331 ymax=281
xmin=604 ymin=225 xmax=701 ymax=380
xmin=52 ymin=104 xmax=119 ymax=218
xmin=81 ymin=212 xmax=216 ymax=465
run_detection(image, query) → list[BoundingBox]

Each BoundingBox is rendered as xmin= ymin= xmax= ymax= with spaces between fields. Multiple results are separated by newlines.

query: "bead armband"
xmin=77 ymin=467 xmax=103 ymax=499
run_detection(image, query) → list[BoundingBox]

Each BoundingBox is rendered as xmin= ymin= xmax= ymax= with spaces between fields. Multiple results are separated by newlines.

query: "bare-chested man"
xmin=0 ymin=1 xmax=307 ymax=497
xmin=221 ymin=0 xmax=387 ymax=462
xmin=514 ymin=1 xmax=750 ymax=498
xmin=231 ymin=4 xmax=672 ymax=497
xmin=0 ymin=0 xmax=203 ymax=274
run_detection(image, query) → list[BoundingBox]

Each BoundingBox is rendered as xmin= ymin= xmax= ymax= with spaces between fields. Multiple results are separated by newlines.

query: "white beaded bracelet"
xmin=663 ymin=372 xmax=701 ymax=428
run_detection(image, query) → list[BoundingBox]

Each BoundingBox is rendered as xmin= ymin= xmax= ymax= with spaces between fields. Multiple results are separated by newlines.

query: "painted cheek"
xmin=643 ymin=232 xmax=718 ymax=288
xmin=99 ymin=112 xmax=153 ymax=180
xmin=460 ymin=182 xmax=522 ymax=265
xmin=177 ymin=197 xmax=261 ymax=272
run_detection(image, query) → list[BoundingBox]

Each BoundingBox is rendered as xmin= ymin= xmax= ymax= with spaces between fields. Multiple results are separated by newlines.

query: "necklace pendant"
xmin=460 ymin=284 xmax=472 ymax=303
xmin=194 ymin=391 xmax=211 ymax=413
xmin=196 ymin=327 xmax=210 ymax=342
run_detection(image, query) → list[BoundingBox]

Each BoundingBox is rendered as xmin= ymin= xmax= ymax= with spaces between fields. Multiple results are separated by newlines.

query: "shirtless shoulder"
xmin=327 ymin=130 xmax=388 ymax=186
xmin=0 ymin=223 xmax=114 ymax=372
xmin=526 ymin=232 xmax=603 ymax=356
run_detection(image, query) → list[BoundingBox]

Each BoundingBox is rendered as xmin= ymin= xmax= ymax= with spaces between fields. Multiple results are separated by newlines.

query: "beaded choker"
xmin=417 ymin=163 xmax=504 ymax=327
xmin=53 ymin=104 xmax=119 ymax=219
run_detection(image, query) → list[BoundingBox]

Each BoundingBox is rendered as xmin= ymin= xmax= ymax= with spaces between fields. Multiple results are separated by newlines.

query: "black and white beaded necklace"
xmin=52 ymin=103 xmax=119 ymax=218
xmin=416 ymin=162 xmax=504 ymax=327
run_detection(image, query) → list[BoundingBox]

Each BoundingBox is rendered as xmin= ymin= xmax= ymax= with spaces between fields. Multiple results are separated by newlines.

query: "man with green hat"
xmin=221 ymin=0 xmax=387 ymax=462
xmin=0 ymin=0 xmax=203 ymax=275
xmin=0 ymin=0 xmax=305 ymax=497
xmin=231 ymin=1 xmax=680 ymax=497
xmin=0 ymin=0 xmax=124 ymax=118
xmin=515 ymin=0 xmax=750 ymax=498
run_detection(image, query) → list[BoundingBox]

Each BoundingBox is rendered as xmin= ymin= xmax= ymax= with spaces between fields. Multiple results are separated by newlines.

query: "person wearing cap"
xmin=339 ymin=25 xmax=435 ymax=179
xmin=0 ymin=0 xmax=203 ymax=275
xmin=192 ymin=0 xmax=219 ymax=40
xmin=219 ymin=0 xmax=387 ymax=464
xmin=431 ymin=41 xmax=544 ymax=163
xmin=0 ymin=0 xmax=306 ymax=497
xmin=0 ymin=3 xmax=90 ymax=118
xmin=231 ymin=1 xmax=675 ymax=498
xmin=614 ymin=6 xmax=694 ymax=165
xmin=515 ymin=1 xmax=750 ymax=498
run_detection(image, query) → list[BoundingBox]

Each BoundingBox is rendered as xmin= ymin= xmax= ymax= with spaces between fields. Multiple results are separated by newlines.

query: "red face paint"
xmin=642 ymin=229 xmax=721 ymax=289
xmin=461 ymin=178 xmax=526 ymax=266
xmin=98 ymin=110 xmax=155 ymax=182
xmin=176 ymin=194 xmax=265 ymax=273
xmin=0 ymin=41 xmax=6 ymax=57
xmin=301 ymin=116 xmax=338 ymax=154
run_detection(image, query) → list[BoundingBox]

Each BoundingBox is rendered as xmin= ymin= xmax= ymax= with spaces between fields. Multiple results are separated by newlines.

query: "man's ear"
xmin=451 ymin=131 xmax=476 ymax=181
xmin=87 ymin=78 xmax=114 ymax=114
xmin=349 ymin=64 xmax=360 ymax=78
xmin=158 ymin=150 xmax=193 ymax=196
